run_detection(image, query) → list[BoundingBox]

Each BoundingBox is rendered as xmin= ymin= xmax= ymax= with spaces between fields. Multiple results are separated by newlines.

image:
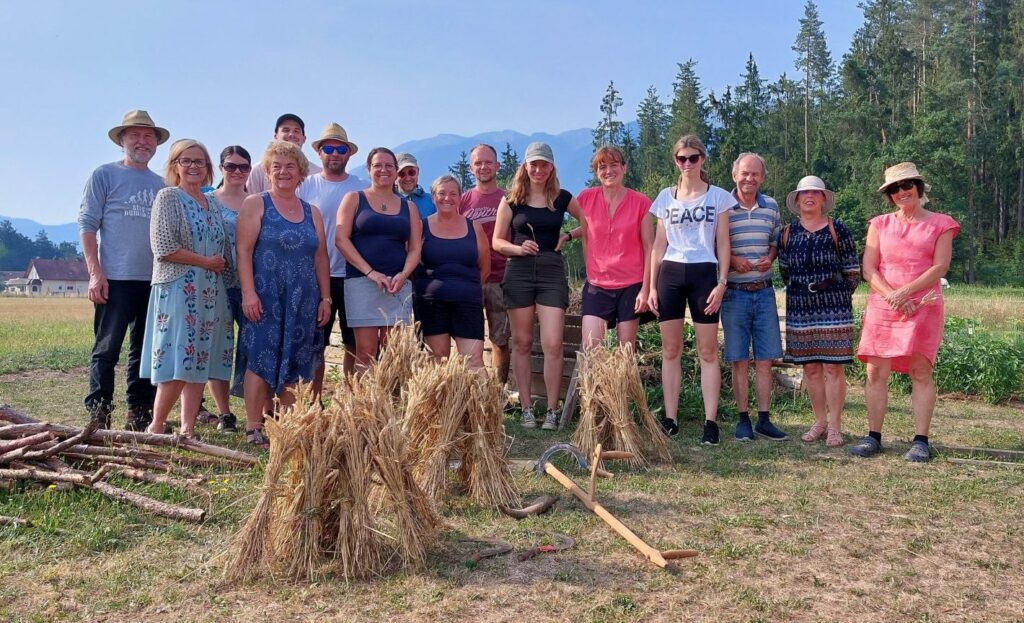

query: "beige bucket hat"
xmin=108 ymin=109 xmax=170 ymax=146
xmin=878 ymin=161 xmax=931 ymax=205
xmin=311 ymin=122 xmax=358 ymax=154
xmin=785 ymin=175 xmax=835 ymax=214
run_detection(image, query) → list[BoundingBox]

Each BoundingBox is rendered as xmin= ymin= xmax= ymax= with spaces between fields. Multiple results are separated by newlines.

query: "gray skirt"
xmin=344 ymin=277 xmax=414 ymax=327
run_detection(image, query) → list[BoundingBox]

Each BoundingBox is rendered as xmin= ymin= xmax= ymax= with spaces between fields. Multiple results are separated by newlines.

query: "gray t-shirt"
xmin=298 ymin=173 xmax=368 ymax=277
xmin=78 ymin=161 xmax=165 ymax=281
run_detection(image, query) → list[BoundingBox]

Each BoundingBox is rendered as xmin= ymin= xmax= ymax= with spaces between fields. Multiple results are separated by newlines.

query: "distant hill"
xmin=0 ymin=215 xmax=80 ymax=246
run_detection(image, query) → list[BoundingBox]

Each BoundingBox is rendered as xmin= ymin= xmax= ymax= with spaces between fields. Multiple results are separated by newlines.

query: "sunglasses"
xmin=398 ymin=169 xmax=417 ymax=178
xmin=321 ymin=145 xmax=349 ymax=155
xmin=886 ymin=180 xmax=917 ymax=195
xmin=675 ymin=153 xmax=702 ymax=165
xmin=221 ymin=163 xmax=251 ymax=174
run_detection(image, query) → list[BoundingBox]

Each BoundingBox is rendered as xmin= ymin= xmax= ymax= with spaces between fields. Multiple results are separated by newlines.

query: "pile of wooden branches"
xmin=0 ymin=404 xmax=258 ymax=523
xmin=404 ymin=354 xmax=520 ymax=509
xmin=225 ymin=340 xmax=443 ymax=583
xmin=571 ymin=344 xmax=671 ymax=468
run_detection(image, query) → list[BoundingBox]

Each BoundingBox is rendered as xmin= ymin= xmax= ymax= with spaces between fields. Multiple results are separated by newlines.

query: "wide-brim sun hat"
xmin=877 ymin=161 xmax=931 ymax=206
xmin=785 ymin=175 xmax=835 ymax=214
xmin=108 ymin=109 xmax=170 ymax=146
xmin=524 ymin=142 xmax=554 ymax=165
xmin=311 ymin=122 xmax=359 ymax=154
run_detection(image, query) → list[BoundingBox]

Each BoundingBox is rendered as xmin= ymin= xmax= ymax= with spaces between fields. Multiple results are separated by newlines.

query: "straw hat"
xmin=311 ymin=122 xmax=358 ymax=154
xmin=877 ymin=162 xmax=931 ymax=193
xmin=107 ymin=109 xmax=169 ymax=146
xmin=785 ymin=175 xmax=835 ymax=214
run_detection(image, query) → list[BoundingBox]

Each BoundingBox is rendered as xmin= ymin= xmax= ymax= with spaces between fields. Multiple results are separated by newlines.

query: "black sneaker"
xmin=125 ymin=407 xmax=153 ymax=432
xmin=217 ymin=413 xmax=238 ymax=433
xmin=660 ymin=416 xmax=679 ymax=437
xmin=701 ymin=420 xmax=720 ymax=446
xmin=86 ymin=401 xmax=113 ymax=429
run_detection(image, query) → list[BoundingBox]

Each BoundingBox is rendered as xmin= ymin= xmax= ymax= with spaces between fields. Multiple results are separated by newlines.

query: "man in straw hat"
xmin=78 ymin=109 xmax=169 ymax=430
xmin=297 ymin=123 xmax=367 ymax=388
xmin=246 ymin=113 xmax=321 ymax=194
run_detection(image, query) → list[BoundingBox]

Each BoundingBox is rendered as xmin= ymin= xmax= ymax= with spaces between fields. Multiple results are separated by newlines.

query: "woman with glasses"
xmin=493 ymin=142 xmax=585 ymax=431
xmin=236 ymin=141 xmax=331 ymax=447
xmin=335 ymin=147 xmax=422 ymax=370
xmin=647 ymin=135 xmax=733 ymax=445
xmin=853 ymin=163 xmax=959 ymax=462
xmin=195 ymin=146 xmax=252 ymax=433
xmin=141 ymin=139 xmax=234 ymax=438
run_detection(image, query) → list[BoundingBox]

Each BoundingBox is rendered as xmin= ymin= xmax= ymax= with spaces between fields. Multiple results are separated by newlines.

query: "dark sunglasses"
xmin=321 ymin=145 xmax=349 ymax=155
xmin=675 ymin=153 xmax=702 ymax=165
xmin=398 ymin=169 xmax=417 ymax=178
xmin=886 ymin=180 xmax=917 ymax=195
xmin=221 ymin=163 xmax=252 ymax=174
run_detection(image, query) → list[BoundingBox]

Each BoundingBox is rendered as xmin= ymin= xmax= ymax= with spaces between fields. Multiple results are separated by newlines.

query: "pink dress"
xmin=857 ymin=212 xmax=960 ymax=373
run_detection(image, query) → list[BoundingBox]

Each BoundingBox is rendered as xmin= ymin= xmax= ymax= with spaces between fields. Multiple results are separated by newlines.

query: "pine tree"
xmin=448 ymin=151 xmax=475 ymax=191
xmin=635 ymin=85 xmax=671 ymax=196
xmin=793 ymin=0 xmax=836 ymax=169
xmin=593 ymin=81 xmax=626 ymax=149
xmin=667 ymin=59 xmax=711 ymax=147
xmin=497 ymin=142 xmax=519 ymax=189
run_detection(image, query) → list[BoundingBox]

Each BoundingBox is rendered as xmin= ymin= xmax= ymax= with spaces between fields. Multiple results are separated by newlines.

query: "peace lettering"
xmin=665 ymin=205 xmax=716 ymax=225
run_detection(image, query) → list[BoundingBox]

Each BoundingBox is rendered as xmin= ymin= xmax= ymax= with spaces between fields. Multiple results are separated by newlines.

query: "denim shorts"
xmin=721 ymin=286 xmax=783 ymax=362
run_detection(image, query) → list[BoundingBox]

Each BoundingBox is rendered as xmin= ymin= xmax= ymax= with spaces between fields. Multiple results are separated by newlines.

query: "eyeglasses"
xmin=398 ymin=169 xmax=417 ymax=178
xmin=177 ymin=158 xmax=207 ymax=169
xmin=886 ymin=180 xmax=917 ymax=195
xmin=675 ymin=153 xmax=702 ymax=165
xmin=321 ymin=145 xmax=349 ymax=155
xmin=221 ymin=163 xmax=251 ymax=174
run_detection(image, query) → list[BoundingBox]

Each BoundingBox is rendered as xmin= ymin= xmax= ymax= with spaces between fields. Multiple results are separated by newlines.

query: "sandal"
xmin=826 ymin=427 xmax=844 ymax=448
xmin=197 ymin=404 xmax=219 ymax=425
xmin=246 ymin=428 xmax=270 ymax=449
xmin=801 ymin=423 xmax=827 ymax=442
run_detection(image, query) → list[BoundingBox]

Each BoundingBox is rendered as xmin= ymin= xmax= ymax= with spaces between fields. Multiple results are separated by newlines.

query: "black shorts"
xmin=582 ymin=281 xmax=643 ymax=327
xmin=323 ymin=277 xmax=355 ymax=349
xmin=656 ymin=261 xmax=719 ymax=324
xmin=414 ymin=297 xmax=485 ymax=340
xmin=502 ymin=252 xmax=569 ymax=310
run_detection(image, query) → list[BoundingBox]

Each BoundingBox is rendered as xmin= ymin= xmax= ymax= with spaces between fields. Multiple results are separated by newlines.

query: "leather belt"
xmin=727 ymin=280 xmax=772 ymax=292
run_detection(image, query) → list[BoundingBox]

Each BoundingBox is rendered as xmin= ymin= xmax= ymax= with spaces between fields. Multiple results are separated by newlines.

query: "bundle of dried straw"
xmin=572 ymin=344 xmax=671 ymax=468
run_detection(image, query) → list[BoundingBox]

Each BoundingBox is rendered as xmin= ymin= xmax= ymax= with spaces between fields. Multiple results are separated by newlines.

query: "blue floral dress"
xmin=141 ymin=191 xmax=234 ymax=383
xmin=238 ymin=193 xmax=323 ymax=394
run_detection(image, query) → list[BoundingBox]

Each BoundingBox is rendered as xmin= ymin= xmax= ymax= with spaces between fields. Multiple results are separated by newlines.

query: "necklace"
xmin=380 ymin=202 xmax=389 ymax=213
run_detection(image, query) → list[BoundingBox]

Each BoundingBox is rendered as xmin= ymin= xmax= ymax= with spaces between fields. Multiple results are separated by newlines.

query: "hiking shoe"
xmin=86 ymin=401 xmax=113 ymax=429
xmin=541 ymin=409 xmax=559 ymax=430
xmin=848 ymin=435 xmax=882 ymax=458
xmin=217 ymin=413 xmax=238 ymax=433
xmin=735 ymin=418 xmax=754 ymax=442
xmin=755 ymin=419 xmax=789 ymax=441
xmin=125 ymin=407 xmax=153 ymax=432
xmin=660 ymin=416 xmax=679 ymax=437
xmin=904 ymin=440 xmax=931 ymax=463
xmin=520 ymin=407 xmax=536 ymax=429
xmin=701 ymin=420 xmax=720 ymax=446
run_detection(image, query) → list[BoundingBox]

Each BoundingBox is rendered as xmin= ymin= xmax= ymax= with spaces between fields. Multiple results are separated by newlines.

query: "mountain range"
xmin=3 ymin=124 xmax=619 ymax=246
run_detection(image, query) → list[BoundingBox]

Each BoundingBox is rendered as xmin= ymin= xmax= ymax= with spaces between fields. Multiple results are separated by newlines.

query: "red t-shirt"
xmin=578 ymin=187 xmax=652 ymax=289
xmin=459 ymin=187 xmax=507 ymax=283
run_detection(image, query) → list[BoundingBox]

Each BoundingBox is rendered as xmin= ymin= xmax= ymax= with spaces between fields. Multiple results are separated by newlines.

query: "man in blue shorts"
xmin=723 ymin=153 xmax=788 ymax=441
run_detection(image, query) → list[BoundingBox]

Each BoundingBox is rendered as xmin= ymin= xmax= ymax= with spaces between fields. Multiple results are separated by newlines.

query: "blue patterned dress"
xmin=239 ymin=193 xmax=323 ymax=393
xmin=777 ymin=219 xmax=860 ymax=364
xmin=141 ymin=191 xmax=234 ymax=383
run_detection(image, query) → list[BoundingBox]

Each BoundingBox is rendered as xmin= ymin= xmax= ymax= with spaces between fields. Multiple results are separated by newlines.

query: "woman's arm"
xmin=647 ymin=219 xmax=668 ymax=316
xmin=566 ymin=197 xmax=587 ymax=257
xmin=235 ymin=194 xmax=264 ymax=322
xmin=310 ymin=206 xmax=332 ymax=327
xmin=335 ymin=191 xmax=389 ymax=291
xmin=886 ymin=229 xmax=955 ymax=309
xmin=636 ymin=212 xmax=655 ymax=312
xmin=390 ymin=202 xmax=423 ymax=294
xmin=474 ymin=221 xmax=491 ymax=284
xmin=704 ymin=207 xmax=731 ymax=314
xmin=492 ymin=198 xmax=535 ymax=256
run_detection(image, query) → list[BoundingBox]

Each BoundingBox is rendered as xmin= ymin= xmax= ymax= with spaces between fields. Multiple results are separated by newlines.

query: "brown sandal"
xmin=801 ymin=423 xmax=827 ymax=442
xmin=826 ymin=427 xmax=844 ymax=448
xmin=246 ymin=428 xmax=270 ymax=449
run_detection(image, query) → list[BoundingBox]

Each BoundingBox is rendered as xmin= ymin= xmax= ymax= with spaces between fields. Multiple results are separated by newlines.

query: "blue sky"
xmin=0 ymin=0 xmax=862 ymax=224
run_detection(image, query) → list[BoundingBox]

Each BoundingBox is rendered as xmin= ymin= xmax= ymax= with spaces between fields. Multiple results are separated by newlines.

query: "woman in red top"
xmin=562 ymin=146 xmax=653 ymax=349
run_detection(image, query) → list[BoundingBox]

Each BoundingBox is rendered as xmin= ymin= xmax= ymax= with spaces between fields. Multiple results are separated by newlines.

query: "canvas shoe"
xmin=660 ymin=416 xmax=679 ymax=437
xmin=541 ymin=409 xmax=559 ymax=431
xmin=520 ymin=407 xmax=536 ymax=429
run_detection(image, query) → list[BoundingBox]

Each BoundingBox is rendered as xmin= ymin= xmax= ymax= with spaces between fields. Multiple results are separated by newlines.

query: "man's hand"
xmin=88 ymin=270 xmax=109 ymax=304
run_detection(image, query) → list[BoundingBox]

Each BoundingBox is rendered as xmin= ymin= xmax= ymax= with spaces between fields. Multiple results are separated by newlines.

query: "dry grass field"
xmin=1 ymin=294 xmax=1022 ymax=622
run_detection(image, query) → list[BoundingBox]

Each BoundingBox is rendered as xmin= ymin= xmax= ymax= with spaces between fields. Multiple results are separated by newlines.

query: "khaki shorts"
xmin=482 ymin=282 xmax=511 ymax=346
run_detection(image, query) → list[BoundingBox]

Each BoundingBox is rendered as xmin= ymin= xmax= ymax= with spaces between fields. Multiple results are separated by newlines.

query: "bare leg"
xmin=243 ymin=370 xmax=270 ymax=432
xmin=659 ymin=319 xmax=684 ymax=422
xmin=353 ymin=327 xmax=381 ymax=372
xmin=149 ymin=380 xmax=185 ymax=434
xmin=536 ymin=304 xmax=566 ymax=410
xmin=694 ymin=322 xmax=721 ymax=422
xmin=454 ymin=337 xmax=485 ymax=370
xmin=907 ymin=354 xmax=936 ymax=436
xmin=615 ymin=319 xmax=640 ymax=350
xmin=753 ymin=360 xmax=773 ymax=413
xmin=864 ymin=357 xmax=891 ymax=433
xmin=491 ymin=343 xmax=510 ymax=384
xmin=508 ymin=306 xmax=536 ymax=410
xmin=208 ymin=379 xmax=231 ymax=415
xmin=732 ymin=359 xmax=750 ymax=414
xmin=581 ymin=315 xmax=607 ymax=350
xmin=823 ymin=363 xmax=847 ymax=431
xmin=803 ymin=363 xmax=827 ymax=428
xmin=424 ymin=333 xmax=452 ymax=362
xmin=180 ymin=382 xmax=205 ymax=435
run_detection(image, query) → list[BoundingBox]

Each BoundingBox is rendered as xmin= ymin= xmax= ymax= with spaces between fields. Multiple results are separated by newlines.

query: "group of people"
xmin=80 ymin=110 xmax=958 ymax=462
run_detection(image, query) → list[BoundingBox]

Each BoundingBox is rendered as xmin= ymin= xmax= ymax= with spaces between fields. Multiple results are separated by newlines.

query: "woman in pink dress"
xmin=851 ymin=163 xmax=959 ymax=462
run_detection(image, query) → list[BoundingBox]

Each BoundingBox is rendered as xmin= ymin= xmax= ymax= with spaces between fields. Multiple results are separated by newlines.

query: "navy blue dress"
xmin=239 ymin=193 xmax=323 ymax=393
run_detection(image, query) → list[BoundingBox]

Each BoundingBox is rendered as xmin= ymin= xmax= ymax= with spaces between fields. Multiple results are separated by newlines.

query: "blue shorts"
xmin=721 ymin=286 xmax=783 ymax=362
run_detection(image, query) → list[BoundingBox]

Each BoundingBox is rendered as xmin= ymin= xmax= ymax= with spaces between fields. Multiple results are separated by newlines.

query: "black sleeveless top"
xmin=509 ymin=189 xmax=571 ymax=253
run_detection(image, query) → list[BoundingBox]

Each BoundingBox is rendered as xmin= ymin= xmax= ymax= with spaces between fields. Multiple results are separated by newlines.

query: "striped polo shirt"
xmin=726 ymin=191 xmax=782 ymax=284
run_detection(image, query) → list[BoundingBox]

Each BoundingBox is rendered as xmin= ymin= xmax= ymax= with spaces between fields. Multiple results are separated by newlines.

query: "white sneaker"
xmin=542 ymin=409 xmax=559 ymax=430
xmin=520 ymin=407 xmax=536 ymax=428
